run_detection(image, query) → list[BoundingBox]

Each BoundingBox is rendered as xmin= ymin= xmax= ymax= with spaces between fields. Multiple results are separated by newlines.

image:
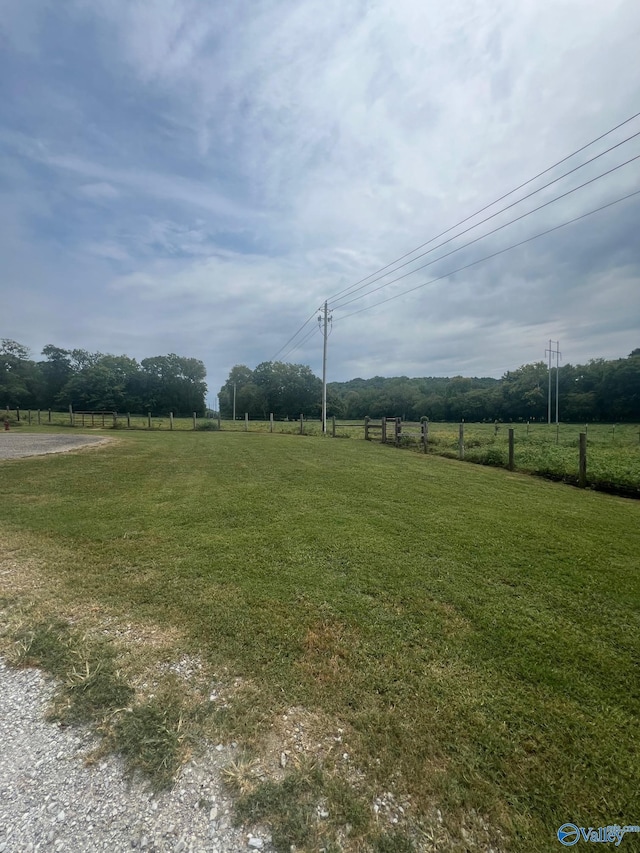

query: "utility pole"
xmin=318 ymin=301 xmax=332 ymax=434
xmin=233 ymin=382 xmax=236 ymax=421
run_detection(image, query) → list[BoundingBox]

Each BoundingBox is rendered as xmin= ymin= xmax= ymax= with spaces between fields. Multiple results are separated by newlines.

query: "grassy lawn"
xmin=0 ymin=430 xmax=638 ymax=852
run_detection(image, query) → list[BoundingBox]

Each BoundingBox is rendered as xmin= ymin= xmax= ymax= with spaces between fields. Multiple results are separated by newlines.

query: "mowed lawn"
xmin=1 ymin=430 xmax=639 ymax=851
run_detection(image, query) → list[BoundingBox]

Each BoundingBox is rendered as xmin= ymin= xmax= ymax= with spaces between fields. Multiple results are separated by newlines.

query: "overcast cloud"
xmin=1 ymin=0 xmax=639 ymax=402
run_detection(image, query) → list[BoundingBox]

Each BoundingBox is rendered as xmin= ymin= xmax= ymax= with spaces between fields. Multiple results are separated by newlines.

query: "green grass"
xmin=336 ymin=420 xmax=640 ymax=496
xmin=0 ymin=430 xmax=639 ymax=851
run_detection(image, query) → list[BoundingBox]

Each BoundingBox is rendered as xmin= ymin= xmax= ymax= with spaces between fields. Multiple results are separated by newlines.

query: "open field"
xmin=0 ymin=429 xmax=638 ymax=851
xmin=6 ymin=411 xmax=638 ymax=495
xmin=329 ymin=420 xmax=640 ymax=497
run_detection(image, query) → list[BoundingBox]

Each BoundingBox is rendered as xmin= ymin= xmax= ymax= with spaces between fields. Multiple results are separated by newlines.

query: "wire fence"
xmin=3 ymin=407 xmax=638 ymax=496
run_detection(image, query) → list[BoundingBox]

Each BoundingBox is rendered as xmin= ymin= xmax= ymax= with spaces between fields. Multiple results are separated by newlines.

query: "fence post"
xmin=381 ymin=417 xmax=387 ymax=443
xmin=332 ymin=415 xmax=336 ymax=437
xmin=300 ymin=414 xmax=304 ymax=435
xmin=245 ymin=412 xmax=249 ymax=432
xmin=17 ymin=407 xmax=20 ymax=422
xmin=364 ymin=416 xmax=370 ymax=441
xmin=579 ymin=432 xmax=587 ymax=487
xmin=526 ymin=420 xmax=529 ymax=436
xmin=508 ymin=428 xmax=515 ymax=471
xmin=270 ymin=413 xmax=274 ymax=433
xmin=422 ymin=421 xmax=428 ymax=452
xmin=127 ymin=412 xmax=131 ymax=429
xmin=37 ymin=409 xmax=41 ymax=425
xmin=112 ymin=412 xmax=117 ymax=428
xmin=459 ymin=422 xmax=464 ymax=460
xmin=48 ymin=409 xmax=51 ymax=423
xmin=217 ymin=411 xmax=221 ymax=430
xmin=612 ymin=424 xmax=616 ymax=444
xmin=28 ymin=410 xmax=31 ymax=425
xmin=148 ymin=411 xmax=151 ymax=429
xmin=170 ymin=412 xmax=174 ymax=431
xmin=69 ymin=404 xmax=73 ymax=426
xmin=193 ymin=412 xmax=197 ymax=430
xmin=395 ymin=417 xmax=401 ymax=447
xmin=102 ymin=412 xmax=105 ymax=428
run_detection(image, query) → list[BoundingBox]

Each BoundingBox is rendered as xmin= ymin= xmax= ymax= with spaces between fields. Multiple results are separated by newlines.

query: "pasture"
xmin=0 ymin=429 xmax=638 ymax=852
xmin=7 ymin=409 xmax=638 ymax=495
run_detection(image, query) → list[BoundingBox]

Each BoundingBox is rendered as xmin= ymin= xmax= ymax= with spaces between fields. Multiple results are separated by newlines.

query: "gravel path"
xmin=0 ymin=660 xmax=268 ymax=853
xmin=0 ymin=434 xmax=108 ymax=460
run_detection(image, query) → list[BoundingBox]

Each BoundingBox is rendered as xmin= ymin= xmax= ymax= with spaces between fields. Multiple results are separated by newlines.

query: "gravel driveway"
xmin=0 ymin=433 xmax=109 ymax=460
xmin=0 ymin=660 xmax=260 ymax=853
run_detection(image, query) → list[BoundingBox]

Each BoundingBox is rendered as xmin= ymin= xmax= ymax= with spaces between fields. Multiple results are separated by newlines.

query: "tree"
xmin=140 ymin=354 xmax=207 ymax=414
xmin=219 ymin=362 xmax=322 ymax=420
xmin=39 ymin=346 xmax=73 ymax=409
xmin=0 ymin=339 xmax=40 ymax=407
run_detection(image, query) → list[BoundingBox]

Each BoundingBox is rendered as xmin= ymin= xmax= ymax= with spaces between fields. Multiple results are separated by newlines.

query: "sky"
xmin=1 ymin=0 xmax=640 ymax=404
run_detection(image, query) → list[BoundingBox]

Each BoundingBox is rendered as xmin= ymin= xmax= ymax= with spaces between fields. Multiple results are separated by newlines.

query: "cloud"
xmin=0 ymin=0 xmax=639 ymax=403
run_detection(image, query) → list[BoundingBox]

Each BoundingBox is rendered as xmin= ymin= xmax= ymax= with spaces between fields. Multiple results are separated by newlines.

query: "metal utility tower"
xmin=545 ymin=340 xmax=561 ymax=424
xmin=318 ymin=301 xmax=332 ymax=434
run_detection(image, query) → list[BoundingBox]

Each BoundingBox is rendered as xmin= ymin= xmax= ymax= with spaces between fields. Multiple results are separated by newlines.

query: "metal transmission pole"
xmin=555 ymin=341 xmax=562 ymax=424
xmin=545 ymin=340 xmax=561 ymax=424
xmin=233 ymin=382 xmax=236 ymax=421
xmin=546 ymin=340 xmax=552 ymax=424
xmin=318 ymin=301 xmax=332 ymax=434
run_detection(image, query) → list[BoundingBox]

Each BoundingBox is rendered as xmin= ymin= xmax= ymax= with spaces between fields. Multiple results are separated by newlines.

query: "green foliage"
xmin=0 ymin=341 xmax=207 ymax=415
xmin=219 ymin=361 xmax=323 ymax=420
xmin=328 ymin=351 xmax=640 ymax=423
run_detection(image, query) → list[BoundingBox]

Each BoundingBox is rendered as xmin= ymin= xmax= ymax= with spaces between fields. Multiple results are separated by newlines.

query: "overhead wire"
xmin=279 ymin=323 xmax=321 ymax=361
xmin=331 ymin=152 xmax=640 ymax=311
xmin=332 ymin=188 xmax=640 ymax=322
xmin=269 ymin=306 xmax=320 ymax=361
xmin=325 ymin=109 xmax=640 ymax=305
xmin=267 ymin=110 xmax=640 ymax=365
xmin=329 ymin=129 xmax=640 ymax=310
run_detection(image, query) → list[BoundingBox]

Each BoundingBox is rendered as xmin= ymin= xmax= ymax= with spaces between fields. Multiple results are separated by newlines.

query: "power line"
xmin=325 ymin=109 xmax=640 ymax=305
xmin=279 ymin=323 xmax=320 ymax=361
xmin=270 ymin=307 xmax=320 ymax=361
xmin=329 ymin=129 xmax=640 ymax=310
xmin=331 ymin=152 xmax=640 ymax=312
xmin=332 ymin=188 xmax=640 ymax=323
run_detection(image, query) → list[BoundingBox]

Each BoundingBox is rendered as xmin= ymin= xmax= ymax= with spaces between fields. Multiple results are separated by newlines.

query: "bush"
xmin=196 ymin=420 xmax=220 ymax=431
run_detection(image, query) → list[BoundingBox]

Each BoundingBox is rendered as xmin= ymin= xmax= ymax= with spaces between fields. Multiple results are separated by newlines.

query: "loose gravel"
xmin=0 ymin=434 xmax=108 ymax=460
xmin=0 ymin=660 xmax=269 ymax=853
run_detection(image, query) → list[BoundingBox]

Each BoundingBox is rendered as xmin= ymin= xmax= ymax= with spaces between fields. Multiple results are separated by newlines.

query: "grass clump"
xmin=110 ymin=689 xmax=188 ymax=790
xmin=231 ymin=760 xmax=372 ymax=853
xmin=9 ymin=619 xmax=134 ymax=724
xmin=6 ymin=616 xmax=194 ymax=790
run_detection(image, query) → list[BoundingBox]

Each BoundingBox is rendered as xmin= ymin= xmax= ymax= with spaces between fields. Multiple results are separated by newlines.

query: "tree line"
xmin=221 ymin=349 xmax=640 ymax=423
xmin=0 ymin=340 xmax=207 ymax=415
